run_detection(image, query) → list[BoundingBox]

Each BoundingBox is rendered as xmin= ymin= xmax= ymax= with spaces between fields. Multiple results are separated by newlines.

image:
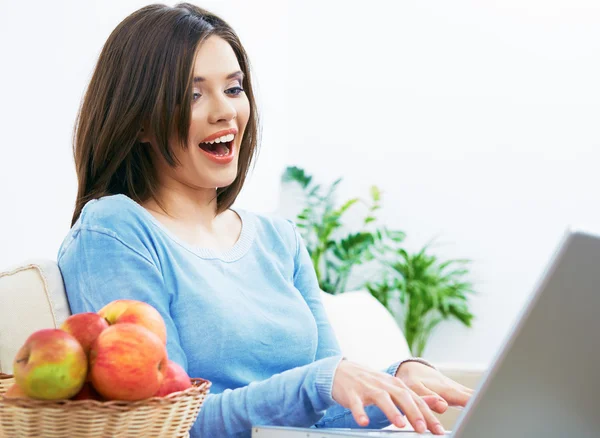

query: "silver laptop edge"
xmin=452 ymin=228 xmax=574 ymax=434
xmin=454 ymin=229 xmax=599 ymax=437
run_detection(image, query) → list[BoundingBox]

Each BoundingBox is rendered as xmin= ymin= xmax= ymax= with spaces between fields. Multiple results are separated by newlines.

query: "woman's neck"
xmin=142 ymin=183 xmax=242 ymax=252
xmin=143 ymin=183 xmax=220 ymax=230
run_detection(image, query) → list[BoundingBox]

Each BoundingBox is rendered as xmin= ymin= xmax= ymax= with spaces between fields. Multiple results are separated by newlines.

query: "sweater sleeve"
xmin=58 ymin=227 xmax=344 ymax=438
xmin=291 ymin=222 xmax=342 ymax=360
xmin=290 ymin=223 xmax=397 ymax=429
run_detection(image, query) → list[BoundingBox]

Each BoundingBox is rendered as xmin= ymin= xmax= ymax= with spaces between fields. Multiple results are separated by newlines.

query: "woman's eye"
xmin=225 ymin=87 xmax=244 ymax=96
xmin=192 ymin=87 xmax=243 ymax=102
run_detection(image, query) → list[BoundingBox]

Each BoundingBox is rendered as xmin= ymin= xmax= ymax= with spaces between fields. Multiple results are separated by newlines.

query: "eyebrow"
xmin=193 ymin=71 xmax=244 ymax=83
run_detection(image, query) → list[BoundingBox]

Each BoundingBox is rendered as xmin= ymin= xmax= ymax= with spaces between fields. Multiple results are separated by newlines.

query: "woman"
xmin=58 ymin=3 xmax=472 ymax=437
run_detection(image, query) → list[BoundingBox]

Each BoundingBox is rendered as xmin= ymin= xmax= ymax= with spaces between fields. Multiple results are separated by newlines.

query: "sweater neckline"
xmin=115 ymin=194 xmax=256 ymax=262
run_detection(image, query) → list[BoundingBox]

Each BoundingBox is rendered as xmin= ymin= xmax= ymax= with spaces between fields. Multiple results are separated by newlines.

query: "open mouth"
xmin=199 ymin=140 xmax=233 ymax=157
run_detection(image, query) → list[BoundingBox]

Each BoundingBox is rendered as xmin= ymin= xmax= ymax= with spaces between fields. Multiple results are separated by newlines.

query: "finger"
xmin=368 ymin=389 xmax=406 ymax=429
xmin=461 ymin=384 xmax=475 ymax=394
xmin=411 ymin=392 xmax=446 ymax=436
xmin=413 ymin=383 xmax=448 ymax=414
xmin=438 ymin=386 xmax=472 ymax=407
xmin=422 ymin=394 xmax=448 ymax=414
xmin=390 ymin=389 xmax=428 ymax=434
xmin=347 ymin=392 xmax=370 ymax=427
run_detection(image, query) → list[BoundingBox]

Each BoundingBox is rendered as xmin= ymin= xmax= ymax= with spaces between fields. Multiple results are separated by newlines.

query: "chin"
xmin=212 ymin=169 xmax=239 ymax=189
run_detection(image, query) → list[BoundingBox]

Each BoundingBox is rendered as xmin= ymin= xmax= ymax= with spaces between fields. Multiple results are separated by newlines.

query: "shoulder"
xmin=239 ymin=209 xmax=300 ymax=257
xmin=76 ymin=194 xmax=151 ymax=234
xmin=58 ymin=195 xmax=157 ymax=260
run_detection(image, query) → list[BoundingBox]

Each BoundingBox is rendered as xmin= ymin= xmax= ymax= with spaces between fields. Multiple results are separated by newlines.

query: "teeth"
xmin=202 ymin=133 xmax=234 ymax=145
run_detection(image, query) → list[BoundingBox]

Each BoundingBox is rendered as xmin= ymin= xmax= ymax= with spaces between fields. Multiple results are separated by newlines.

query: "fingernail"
xmin=415 ymin=420 xmax=426 ymax=433
xmin=394 ymin=415 xmax=405 ymax=427
xmin=435 ymin=424 xmax=446 ymax=434
xmin=359 ymin=415 xmax=369 ymax=425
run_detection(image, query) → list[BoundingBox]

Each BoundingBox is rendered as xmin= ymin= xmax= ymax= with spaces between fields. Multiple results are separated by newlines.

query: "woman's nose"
xmin=207 ymin=95 xmax=236 ymax=124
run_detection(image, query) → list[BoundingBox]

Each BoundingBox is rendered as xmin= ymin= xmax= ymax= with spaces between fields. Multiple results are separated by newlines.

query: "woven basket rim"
xmin=0 ymin=373 xmax=211 ymax=408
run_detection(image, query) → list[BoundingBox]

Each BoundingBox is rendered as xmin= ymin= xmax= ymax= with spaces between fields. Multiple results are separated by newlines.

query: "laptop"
xmin=253 ymin=229 xmax=600 ymax=438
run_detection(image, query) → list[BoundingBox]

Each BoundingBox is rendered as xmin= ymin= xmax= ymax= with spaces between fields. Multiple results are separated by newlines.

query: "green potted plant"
xmin=368 ymin=246 xmax=475 ymax=357
xmin=282 ymin=166 xmax=475 ymax=356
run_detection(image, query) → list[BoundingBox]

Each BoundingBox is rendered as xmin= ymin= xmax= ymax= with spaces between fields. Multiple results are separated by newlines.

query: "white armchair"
xmin=0 ymin=260 xmax=70 ymax=374
xmin=319 ymin=290 xmax=411 ymax=370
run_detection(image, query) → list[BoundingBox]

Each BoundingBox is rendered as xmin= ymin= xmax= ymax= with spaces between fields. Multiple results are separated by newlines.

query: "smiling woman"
xmin=57 ymin=3 xmax=472 ymax=438
xmin=136 ymin=35 xmax=251 ymax=217
xmin=71 ymin=4 xmax=258 ymax=227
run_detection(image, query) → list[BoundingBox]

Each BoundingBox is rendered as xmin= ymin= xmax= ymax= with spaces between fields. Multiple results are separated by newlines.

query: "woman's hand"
xmin=395 ymin=361 xmax=474 ymax=413
xmin=331 ymin=360 xmax=447 ymax=435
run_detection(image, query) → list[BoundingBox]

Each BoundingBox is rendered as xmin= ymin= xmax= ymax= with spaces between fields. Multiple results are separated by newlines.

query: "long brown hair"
xmin=71 ymin=3 xmax=260 ymax=225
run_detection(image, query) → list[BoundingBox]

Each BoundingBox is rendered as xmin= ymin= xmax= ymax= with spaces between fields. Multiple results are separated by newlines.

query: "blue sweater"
xmin=57 ymin=195 xmax=400 ymax=437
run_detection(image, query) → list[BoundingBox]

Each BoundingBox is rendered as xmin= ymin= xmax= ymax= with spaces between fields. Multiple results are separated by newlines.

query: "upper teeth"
xmin=203 ymin=133 xmax=234 ymax=144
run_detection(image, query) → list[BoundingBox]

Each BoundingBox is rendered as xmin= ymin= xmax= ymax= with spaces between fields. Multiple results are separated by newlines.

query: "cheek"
xmin=237 ymin=96 xmax=251 ymax=127
xmin=187 ymin=113 xmax=204 ymax=144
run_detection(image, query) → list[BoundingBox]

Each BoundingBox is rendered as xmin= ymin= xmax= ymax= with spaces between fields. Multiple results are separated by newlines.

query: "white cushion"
xmin=0 ymin=260 xmax=71 ymax=374
xmin=320 ymin=290 xmax=411 ymax=370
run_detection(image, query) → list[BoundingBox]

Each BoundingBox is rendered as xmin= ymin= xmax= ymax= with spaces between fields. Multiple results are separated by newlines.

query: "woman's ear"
xmin=138 ymin=125 xmax=152 ymax=144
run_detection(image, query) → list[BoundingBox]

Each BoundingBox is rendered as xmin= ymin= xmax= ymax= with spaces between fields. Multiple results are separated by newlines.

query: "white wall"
xmin=280 ymin=0 xmax=600 ymax=365
xmin=0 ymin=0 xmax=289 ymax=269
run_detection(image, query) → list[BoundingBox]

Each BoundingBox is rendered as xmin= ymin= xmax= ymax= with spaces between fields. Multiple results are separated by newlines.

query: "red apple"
xmin=13 ymin=329 xmax=87 ymax=400
xmin=71 ymin=382 xmax=104 ymax=401
xmin=3 ymin=383 xmax=29 ymax=399
xmin=98 ymin=299 xmax=167 ymax=345
xmin=154 ymin=360 xmax=192 ymax=397
xmin=60 ymin=312 xmax=109 ymax=355
xmin=89 ymin=323 xmax=167 ymax=401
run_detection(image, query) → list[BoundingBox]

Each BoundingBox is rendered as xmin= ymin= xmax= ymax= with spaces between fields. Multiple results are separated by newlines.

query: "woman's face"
xmin=154 ymin=36 xmax=250 ymax=192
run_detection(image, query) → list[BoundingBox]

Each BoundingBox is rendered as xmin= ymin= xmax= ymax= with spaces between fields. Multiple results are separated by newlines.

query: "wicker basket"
xmin=0 ymin=373 xmax=210 ymax=438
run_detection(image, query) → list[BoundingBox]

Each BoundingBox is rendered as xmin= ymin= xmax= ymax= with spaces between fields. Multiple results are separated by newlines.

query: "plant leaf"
xmin=282 ymin=166 xmax=312 ymax=188
xmin=370 ymin=185 xmax=381 ymax=202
